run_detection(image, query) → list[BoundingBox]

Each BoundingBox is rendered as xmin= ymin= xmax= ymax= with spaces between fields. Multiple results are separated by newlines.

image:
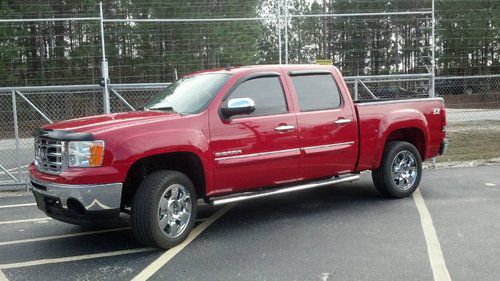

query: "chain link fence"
xmin=0 ymin=86 xmax=103 ymax=187
xmin=2 ymin=75 xmax=499 ymax=189
xmin=345 ymin=75 xmax=500 ymax=165
xmin=345 ymin=74 xmax=432 ymax=100
xmin=435 ymin=75 xmax=500 ymax=164
xmin=0 ymin=1 xmax=498 ymax=189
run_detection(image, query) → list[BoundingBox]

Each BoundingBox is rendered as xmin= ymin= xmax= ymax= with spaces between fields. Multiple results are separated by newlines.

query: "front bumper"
xmin=439 ymin=139 xmax=449 ymax=155
xmin=30 ymin=177 xmax=122 ymax=224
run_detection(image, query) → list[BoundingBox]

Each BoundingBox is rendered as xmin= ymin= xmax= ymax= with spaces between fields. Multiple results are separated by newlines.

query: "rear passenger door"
xmin=286 ymin=71 xmax=358 ymax=180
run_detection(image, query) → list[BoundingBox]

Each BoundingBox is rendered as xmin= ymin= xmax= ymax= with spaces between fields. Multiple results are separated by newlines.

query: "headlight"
xmin=68 ymin=140 xmax=105 ymax=167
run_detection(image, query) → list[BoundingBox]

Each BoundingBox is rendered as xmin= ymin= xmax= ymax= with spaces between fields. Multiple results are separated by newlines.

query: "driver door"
xmin=209 ymin=73 xmax=300 ymax=194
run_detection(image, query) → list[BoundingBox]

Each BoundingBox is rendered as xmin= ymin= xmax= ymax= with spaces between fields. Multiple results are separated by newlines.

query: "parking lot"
xmin=0 ymin=164 xmax=499 ymax=281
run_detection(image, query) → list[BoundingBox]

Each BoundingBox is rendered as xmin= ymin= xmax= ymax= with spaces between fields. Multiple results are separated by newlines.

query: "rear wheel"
xmin=372 ymin=141 xmax=422 ymax=198
xmin=132 ymin=170 xmax=197 ymax=249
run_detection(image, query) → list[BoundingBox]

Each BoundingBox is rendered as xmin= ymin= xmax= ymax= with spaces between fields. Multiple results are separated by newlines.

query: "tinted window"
xmin=291 ymin=74 xmax=342 ymax=111
xmin=226 ymin=76 xmax=288 ymax=118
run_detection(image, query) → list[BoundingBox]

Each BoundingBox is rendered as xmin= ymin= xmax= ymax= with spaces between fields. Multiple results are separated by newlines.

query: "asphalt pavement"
xmin=0 ymin=164 xmax=499 ymax=281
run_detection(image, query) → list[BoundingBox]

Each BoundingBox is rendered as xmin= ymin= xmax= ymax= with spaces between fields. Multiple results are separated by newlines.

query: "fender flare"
xmin=374 ymin=109 xmax=430 ymax=167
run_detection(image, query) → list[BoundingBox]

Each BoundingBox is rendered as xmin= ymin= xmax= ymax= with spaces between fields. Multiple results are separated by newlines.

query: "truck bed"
xmin=354 ymin=97 xmax=446 ymax=171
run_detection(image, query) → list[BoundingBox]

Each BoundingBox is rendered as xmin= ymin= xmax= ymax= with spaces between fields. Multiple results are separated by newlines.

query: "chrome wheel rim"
xmin=157 ymin=183 xmax=192 ymax=239
xmin=391 ymin=150 xmax=417 ymax=191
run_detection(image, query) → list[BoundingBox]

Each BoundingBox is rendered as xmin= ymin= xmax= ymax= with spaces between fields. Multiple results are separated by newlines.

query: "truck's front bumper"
xmin=30 ymin=177 xmax=122 ymax=224
xmin=439 ymin=139 xmax=449 ymax=155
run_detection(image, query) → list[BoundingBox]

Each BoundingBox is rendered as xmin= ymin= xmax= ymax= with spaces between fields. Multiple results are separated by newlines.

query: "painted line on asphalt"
xmin=0 ymin=203 xmax=36 ymax=209
xmin=413 ymin=189 xmax=452 ymax=281
xmin=0 ymin=218 xmax=52 ymax=225
xmin=0 ymin=269 xmax=8 ymax=281
xmin=0 ymin=227 xmax=132 ymax=246
xmin=132 ymin=203 xmax=236 ymax=281
xmin=0 ymin=248 xmax=156 ymax=270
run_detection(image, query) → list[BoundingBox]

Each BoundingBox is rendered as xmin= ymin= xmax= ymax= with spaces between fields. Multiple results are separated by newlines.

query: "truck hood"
xmin=42 ymin=111 xmax=181 ymax=135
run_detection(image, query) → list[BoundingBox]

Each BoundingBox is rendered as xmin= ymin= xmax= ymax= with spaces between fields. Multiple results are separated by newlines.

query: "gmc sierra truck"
xmin=29 ymin=65 xmax=448 ymax=249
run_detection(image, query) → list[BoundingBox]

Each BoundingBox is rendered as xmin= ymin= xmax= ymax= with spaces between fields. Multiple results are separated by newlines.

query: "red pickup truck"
xmin=29 ymin=65 xmax=447 ymax=249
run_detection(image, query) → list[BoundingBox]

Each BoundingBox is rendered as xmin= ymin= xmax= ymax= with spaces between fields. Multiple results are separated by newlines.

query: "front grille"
xmin=35 ymin=138 xmax=65 ymax=174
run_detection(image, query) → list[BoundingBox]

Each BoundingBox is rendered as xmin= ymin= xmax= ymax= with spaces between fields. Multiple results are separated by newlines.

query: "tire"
xmin=372 ymin=141 xmax=422 ymax=198
xmin=131 ymin=170 xmax=198 ymax=249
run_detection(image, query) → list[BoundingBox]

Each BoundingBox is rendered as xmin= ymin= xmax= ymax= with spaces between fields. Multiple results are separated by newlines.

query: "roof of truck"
xmin=188 ymin=64 xmax=338 ymax=76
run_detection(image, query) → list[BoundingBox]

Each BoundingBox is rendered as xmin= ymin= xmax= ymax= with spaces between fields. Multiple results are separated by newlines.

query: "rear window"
xmin=291 ymin=74 xmax=342 ymax=111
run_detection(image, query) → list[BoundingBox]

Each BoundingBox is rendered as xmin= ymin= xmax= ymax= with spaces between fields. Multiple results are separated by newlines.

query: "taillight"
xmin=440 ymin=108 xmax=446 ymax=132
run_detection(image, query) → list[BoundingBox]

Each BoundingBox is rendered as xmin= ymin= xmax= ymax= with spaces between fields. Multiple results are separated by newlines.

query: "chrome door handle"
xmin=274 ymin=125 xmax=295 ymax=132
xmin=334 ymin=118 xmax=352 ymax=125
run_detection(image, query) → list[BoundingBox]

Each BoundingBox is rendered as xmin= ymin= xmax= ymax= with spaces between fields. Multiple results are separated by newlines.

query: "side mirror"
xmin=221 ymin=98 xmax=255 ymax=118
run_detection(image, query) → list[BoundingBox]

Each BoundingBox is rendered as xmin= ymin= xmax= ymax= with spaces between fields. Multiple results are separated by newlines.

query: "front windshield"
xmin=143 ymin=73 xmax=230 ymax=114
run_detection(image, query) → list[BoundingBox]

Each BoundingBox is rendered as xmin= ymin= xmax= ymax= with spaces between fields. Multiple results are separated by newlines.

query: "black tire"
xmin=372 ymin=141 xmax=422 ymax=198
xmin=131 ymin=170 xmax=198 ymax=249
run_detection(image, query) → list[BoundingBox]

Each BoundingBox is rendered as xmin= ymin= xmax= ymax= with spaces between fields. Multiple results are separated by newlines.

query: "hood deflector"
xmin=34 ymin=129 xmax=94 ymax=141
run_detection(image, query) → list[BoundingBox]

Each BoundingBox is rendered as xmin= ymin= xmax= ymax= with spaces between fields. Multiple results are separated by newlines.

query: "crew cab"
xmin=29 ymin=65 xmax=448 ymax=249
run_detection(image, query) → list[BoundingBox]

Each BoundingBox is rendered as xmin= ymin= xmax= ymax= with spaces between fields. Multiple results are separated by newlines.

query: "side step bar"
xmin=208 ymin=174 xmax=360 ymax=206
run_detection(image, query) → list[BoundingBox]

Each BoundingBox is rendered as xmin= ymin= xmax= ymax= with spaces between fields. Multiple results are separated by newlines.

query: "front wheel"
xmin=132 ymin=170 xmax=197 ymax=249
xmin=372 ymin=141 xmax=422 ymax=198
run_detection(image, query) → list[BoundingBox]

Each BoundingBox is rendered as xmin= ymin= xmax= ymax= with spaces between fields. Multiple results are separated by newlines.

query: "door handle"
xmin=274 ymin=125 xmax=295 ymax=132
xmin=334 ymin=118 xmax=352 ymax=125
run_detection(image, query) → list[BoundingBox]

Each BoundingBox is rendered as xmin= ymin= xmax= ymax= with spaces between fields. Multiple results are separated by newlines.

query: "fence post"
xmin=428 ymin=77 xmax=433 ymax=98
xmin=354 ymin=79 xmax=359 ymax=100
xmin=277 ymin=0 xmax=282 ymax=65
xmin=431 ymin=0 xmax=437 ymax=168
xmin=11 ymin=90 xmax=22 ymax=185
xmin=430 ymin=0 xmax=436 ymax=98
xmin=99 ymin=2 xmax=110 ymax=114
xmin=284 ymin=0 xmax=289 ymax=64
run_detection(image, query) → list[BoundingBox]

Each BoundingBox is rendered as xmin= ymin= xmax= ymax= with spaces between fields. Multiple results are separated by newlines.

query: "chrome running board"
xmin=208 ymin=174 xmax=360 ymax=206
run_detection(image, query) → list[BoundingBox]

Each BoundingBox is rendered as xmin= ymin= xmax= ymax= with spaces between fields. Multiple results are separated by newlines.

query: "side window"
xmin=226 ymin=76 xmax=288 ymax=118
xmin=291 ymin=74 xmax=342 ymax=111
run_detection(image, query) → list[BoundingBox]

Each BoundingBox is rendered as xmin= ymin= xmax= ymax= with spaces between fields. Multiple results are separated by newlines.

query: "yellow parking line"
xmin=0 ymin=218 xmax=51 ymax=225
xmin=132 ymin=204 xmax=235 ymax=281
xmin=0 ymin=248 xmax=156 ymax=270
xmin=0 ymin=269 xmax=8 ymax=281
xmin=0 ymin=227 xmax=131 ymax=246
xmin=413 ymin=189 xmax=452 ymax=281
xmin=0 ymin=203 xmax=36 ymax=209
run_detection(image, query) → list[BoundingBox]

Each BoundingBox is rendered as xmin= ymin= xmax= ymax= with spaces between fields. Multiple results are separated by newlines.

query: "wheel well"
xmin=121 ymin=152 xmax=206 ymax=207
xmin=385 ymin=128 xmax=426 ymax=159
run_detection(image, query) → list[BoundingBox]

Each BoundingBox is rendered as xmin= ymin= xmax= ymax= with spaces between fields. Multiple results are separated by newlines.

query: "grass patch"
xmin=437 ymin=121 xmax=500 ymax=163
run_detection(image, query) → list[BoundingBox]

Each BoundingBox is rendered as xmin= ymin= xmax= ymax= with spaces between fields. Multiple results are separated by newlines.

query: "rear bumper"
xmin=30 ymin=177 xmax=122 ymax=224
xmin=439 ymin=139 xmax=449 ymax=156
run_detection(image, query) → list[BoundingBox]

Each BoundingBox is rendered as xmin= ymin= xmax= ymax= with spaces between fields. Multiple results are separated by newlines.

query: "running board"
xmin=208 ymin=174 xmax=360 ymax=206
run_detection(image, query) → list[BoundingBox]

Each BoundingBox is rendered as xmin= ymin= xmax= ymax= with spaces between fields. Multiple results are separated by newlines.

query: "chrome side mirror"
xmin=221 ymin=97 xmax=256 ymax=118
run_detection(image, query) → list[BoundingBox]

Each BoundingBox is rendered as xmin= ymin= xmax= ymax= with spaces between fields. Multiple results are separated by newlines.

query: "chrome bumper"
xmin=439 ymin=139 xmax=449 ymax=156
xmin=30 ymin=178 xmax=122 ymax=212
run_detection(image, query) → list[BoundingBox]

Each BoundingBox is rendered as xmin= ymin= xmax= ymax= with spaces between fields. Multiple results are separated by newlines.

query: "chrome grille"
xmin=35 ymin=138 xmax=65 ymax=174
